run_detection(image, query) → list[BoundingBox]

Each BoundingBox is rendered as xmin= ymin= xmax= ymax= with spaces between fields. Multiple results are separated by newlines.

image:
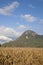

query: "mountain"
xmin=2 ymin=30 xmax=43 ymax=47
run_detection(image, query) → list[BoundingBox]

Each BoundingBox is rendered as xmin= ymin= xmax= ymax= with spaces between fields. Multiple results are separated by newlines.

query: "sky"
xmin=0 ymin=0 xmax=43 ymax=43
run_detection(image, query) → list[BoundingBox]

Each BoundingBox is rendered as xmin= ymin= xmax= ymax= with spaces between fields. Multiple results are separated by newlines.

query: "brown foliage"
xmin=0 ymin=47 xmax=43 ymax=65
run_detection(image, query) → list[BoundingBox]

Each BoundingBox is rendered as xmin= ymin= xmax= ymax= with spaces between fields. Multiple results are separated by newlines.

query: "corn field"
xmin=0 ymin=47 xmax=43 ymax=65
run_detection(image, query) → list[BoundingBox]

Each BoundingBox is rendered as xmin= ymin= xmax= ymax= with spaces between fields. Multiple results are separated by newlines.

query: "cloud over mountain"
xmin=0 ymin=26 xmax=21 ymax=43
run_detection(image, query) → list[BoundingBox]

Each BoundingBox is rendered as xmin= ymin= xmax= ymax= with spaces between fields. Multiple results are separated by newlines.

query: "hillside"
xmin=2 ymin=30 xmax=43 ymax=47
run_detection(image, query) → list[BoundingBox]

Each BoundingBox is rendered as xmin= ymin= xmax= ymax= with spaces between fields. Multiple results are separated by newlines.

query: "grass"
xmin=0 ymin=47 xmax=43 ymax=65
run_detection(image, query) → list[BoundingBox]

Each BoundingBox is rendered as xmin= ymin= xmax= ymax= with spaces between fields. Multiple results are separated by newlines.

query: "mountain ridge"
xmin=2 ymin=30 xmax=43 ymax=47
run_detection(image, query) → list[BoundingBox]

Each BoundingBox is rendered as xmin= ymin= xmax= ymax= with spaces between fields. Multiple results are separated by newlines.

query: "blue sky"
xmin=0 ymin=0 xmax=43 ymax=43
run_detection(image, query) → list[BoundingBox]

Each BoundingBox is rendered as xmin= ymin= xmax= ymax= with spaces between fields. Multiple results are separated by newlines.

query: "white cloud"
xmin=0 ymin=1 xmax=19 ymax=15
xmin=29 ymin=4 xmax=35 ymax=8
xmin=0 ymin=26 xmax=20 ymax=38
xmin=18 ymin=25 xmax=30 ymax=32
xmin=21 ymin=14 xmax=37 ymax=22
xmin=0 ymin=36 xmax=12 ymax=41
xmin=40 ymin=19 xmax=43 ymax=23
xmin=0 ymin=26 xmax=22 ymax=43
xmin=18 ymin=25 xmax=26 ymax=30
